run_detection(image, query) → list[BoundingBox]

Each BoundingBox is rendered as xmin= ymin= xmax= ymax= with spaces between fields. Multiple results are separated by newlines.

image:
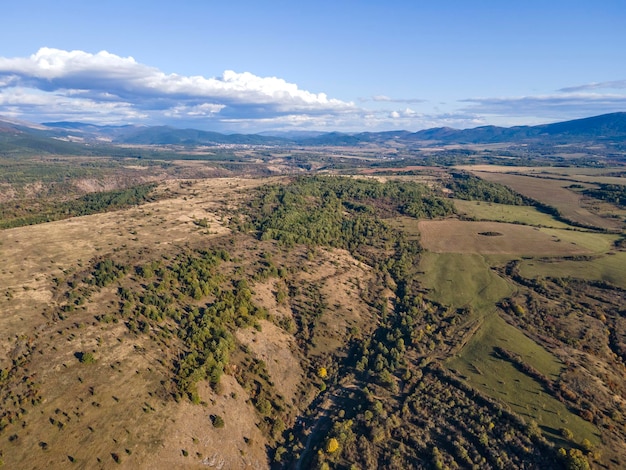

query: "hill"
xmin=1 ymin=158 xmax=626 ymax=468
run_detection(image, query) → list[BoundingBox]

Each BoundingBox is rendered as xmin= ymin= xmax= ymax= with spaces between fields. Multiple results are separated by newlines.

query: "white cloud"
xmin=0 ymin=47 xmax=355 ymax=128
xmin=164 ymin=103 xmax=225 ymax=118
xmin=0 ymin=48 xmax=353 ymax=112
xmin=2 ymin=48 xmax=622 ymax=132
xmin=0 ymin=86 xmax=146 ymax=123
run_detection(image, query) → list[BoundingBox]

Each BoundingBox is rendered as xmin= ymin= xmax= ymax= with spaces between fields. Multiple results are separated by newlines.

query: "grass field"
xmin=519 ymin=251 xmax=626 ymax=289
xmin=453 ymin=200 xmax=572 ymax=228
xmin=448 ymin=314 xmax=601 ymax=446
xmin=470 ymin=171 xmax=624 ymax=231
xmin=417 ymin=251 xmax=601 ymax=445
xmin=417 ymin=219 xmax=610 ymax=256
xmin=411 ymin=218 xmax=606 ymax=447
xmin=455 ymin=164 xmax=626 ymax=181
xmin=417 ymin=252 xmax=514 ymax=311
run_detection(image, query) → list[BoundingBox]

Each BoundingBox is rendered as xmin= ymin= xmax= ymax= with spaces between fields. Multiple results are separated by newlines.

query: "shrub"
xmin=78 ymin=352 xmax=96 ymax=364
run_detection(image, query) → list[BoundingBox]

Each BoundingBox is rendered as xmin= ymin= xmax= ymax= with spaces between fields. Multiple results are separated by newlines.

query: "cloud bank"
xmin=0 ymin=48 xmax=624 ymax=131
xmin=0 ymin=48 xmax=357 ymax=129
xmin=559 ymin=80 xmax=626 ymax=93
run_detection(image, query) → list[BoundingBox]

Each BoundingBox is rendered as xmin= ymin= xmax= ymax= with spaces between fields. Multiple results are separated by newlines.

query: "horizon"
xmin=2 ymin=109 xmax=625 ymax=139
xmin=23 ymin=110 xmax=621 ymax=137
xmin=2 ymin=1 xmax=626 ymax=133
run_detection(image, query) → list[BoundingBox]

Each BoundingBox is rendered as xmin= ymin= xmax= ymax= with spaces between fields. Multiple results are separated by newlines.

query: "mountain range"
xmin=0 ymin=112 xmax=625 ymax=154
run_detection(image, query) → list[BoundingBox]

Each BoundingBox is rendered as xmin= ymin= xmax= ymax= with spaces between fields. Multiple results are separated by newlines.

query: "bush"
xmin=211 ymin=415 xmax=225 ymax=428
xmin=78 ymin=352 xmax=96 ymax=364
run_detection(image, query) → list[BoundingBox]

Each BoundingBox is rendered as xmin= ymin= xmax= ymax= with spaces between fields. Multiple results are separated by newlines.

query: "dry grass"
xmin=0 ymin=178 xmax=264 ymax=360
xmin=417 ymin=220 xmax=598 ymax=256
xmin=0 ymin=175 xmax=386 ymax=469
xmin=0 ymin=177 xmax=278 ymax=469
xmin=469 ymin=171 xmax=623 ymax=230
xmin=236 ymin=320 xmax=303 ymax=406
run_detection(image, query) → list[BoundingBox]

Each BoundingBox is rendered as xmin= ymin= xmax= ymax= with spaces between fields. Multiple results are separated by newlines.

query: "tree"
xmin=325 ymin=437 xmax=339 ymax=453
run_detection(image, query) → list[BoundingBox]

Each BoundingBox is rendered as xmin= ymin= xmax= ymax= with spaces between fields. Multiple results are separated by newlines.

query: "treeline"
xmin=117 ymin=249 xmax=265 ymax=403
xmin=0 ymin=183 xmax=158 ymax=229
xmin=446 ymin=172 xmax=528 ymax=205
xmin=583 ymin=183 xmax=626 ymax=208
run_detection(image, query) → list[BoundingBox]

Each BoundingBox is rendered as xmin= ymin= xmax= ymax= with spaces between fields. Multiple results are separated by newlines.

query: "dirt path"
xmin=294 ymin=384 xmax=354 ymax=470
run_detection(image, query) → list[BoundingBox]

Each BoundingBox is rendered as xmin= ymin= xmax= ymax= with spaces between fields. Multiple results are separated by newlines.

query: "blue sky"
xmin=1 ymin=0 xmax=625 ymax=132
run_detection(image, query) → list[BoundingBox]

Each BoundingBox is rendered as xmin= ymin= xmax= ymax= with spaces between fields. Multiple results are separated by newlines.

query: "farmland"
xmin=417 ymin=220 xmax=607 ymax=256
xmin=453 ymin=199 xmax=572 ymax=228
xmin=417 ymin=252 xmax=514 ymax=310
xmin=386 ymin=167 xmax=626 ymax=467
xmin=465 ymin=170 xmax=625 ymax=231
xmin=519 ymin=252 xmax=626 ymax=289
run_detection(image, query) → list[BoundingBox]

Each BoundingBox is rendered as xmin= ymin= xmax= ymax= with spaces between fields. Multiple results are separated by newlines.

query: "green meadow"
xmin=453 ymin=199 xmax=571 ymax=229
xmin=417 ymin=250 xmax=601 ymax=446
xmin=519 ymin=251 xmax=626 ymax=289
xmin=448 ymin=314 xmax=600 ymax=445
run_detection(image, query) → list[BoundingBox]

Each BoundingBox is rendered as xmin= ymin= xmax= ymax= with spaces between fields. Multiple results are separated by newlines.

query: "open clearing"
xmin=417 ymin=252 xmax=514 ymax=311
xmin=453 ymin=200 xmax=572 ymax=228
xmin=417 ymin=219 xmax=609 ymax=256
xmin=519 ymin=251 xmax=626 ymax=289
xmin=417 ymin=251 xmax=602 ymax=445
xmin=448 ymin=314 xmax=601 ymax=446
xmin=455 ymin=164 xmax=626 ymax=183
xmin=468 ymin=171 xmax=623 ymax=230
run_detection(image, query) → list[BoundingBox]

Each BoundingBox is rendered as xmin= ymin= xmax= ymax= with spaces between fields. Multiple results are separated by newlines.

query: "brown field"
xmin=469 ymin=171 xmax=624 ymax=230
xmin=417 ymin=220 xmax=600 ymax=256
xmin=0 ymin=177 xmax=280 ymax=469
xmin=0 ymin=175 xmax=387 ymax=469
xmin=359 ymin=165 xmax=449 ymax=175
xmin=0 ymin=178 xmax=264 ymax=339
xmin=457 ymin=164 xmax=626 ymax=179
xmin=454 ymin=165 xmax=548 ymax=174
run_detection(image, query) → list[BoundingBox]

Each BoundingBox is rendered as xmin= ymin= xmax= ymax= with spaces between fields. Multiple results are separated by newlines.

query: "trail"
xmin=294 ymin=385 xmax=352 ymax=470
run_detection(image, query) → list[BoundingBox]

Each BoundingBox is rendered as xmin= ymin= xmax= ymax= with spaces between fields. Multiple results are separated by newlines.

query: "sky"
xmin=1 ymin=0 xmax=625 ymax=133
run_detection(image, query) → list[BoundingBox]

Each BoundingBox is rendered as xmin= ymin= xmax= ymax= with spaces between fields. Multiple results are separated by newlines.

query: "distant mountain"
xmin=0 ymin=117 xmax=92 ymax=155
xmin=533 ymin=112 xmax=626 ymax=138
xmin=1 ymin=112 xmax=625 ymax=155
xmin=287 ymin=112 xmax=626 ymax=146
xmin=406 ymin=112 xmax=626 ymax=144
xmin=257 ymin=130 xmax=327 ymax=139
xmin=117 ymin=126 xmax=289 ymax=146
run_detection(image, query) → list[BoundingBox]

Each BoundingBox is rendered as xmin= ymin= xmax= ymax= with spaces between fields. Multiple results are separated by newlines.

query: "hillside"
xmin=1 ymin=162 xmax=625 ymax=469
